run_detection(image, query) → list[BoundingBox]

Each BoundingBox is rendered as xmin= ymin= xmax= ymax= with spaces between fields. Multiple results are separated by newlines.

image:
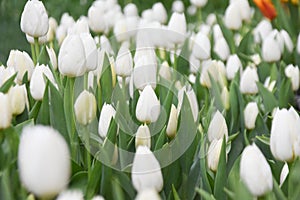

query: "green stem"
xmin=84 ymin=125 xmax=91 ymax=180
xmin=69 ymin=77 xmax=77 ymax=160
xmin=197 ymin=8 xmax=202 ymax=28
xmin=30 ymin=43 xmax=36 ymax=65
xmin=84 ymin=72 xmax=88 ymax=91
xmin=34 ymin=37 xmax=40 ymax=64
xmin=2 ymin=169 xmax=13 ymax=200
xmin=122 ymin=77 xmax=126 ymax=99
xmin=173 ymin=45 xmax=178 ymax=72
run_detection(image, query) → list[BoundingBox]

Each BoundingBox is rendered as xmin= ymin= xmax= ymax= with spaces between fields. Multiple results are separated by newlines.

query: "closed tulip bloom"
xmin=136 ymin=85 xmax=160 ymax=123
xmin=224 ymin=2 xmax=242 ymax=30
xmin=0 ymin=93 xmax=12 ymax=129
xmin=80 ymin=33 xmax=98 ymax=72
xmin=18 ymin=125 xmax=70 ymax=198
xmin=236 ymin=0 xmax=251 ymax=21
xmin=20 ymin=0 xmax=49 ymax=37
xmin=200 ymin=60 xmax=227 ymax=88
xmin=115 ymin=44 xmax=133 ymax=77
xmin=178 ymin=86 xmax=199 ymax=122
xmin=279 ymin=163 xmax=289 ymax=187
xmin=253 ymin=19 xmax=272 ymax=43
xmin=244 ymin=102 xmax=259 ymax=130
xmin=7 ymin=50 xmax=34 ymax=83
xmin=152 ymin=3 xmax=167 ymax=24
xmin=190 ymin=0 xmax=208 ymax=7
xmin=0 ymin=65 xmax=15 ymax=87
xmin=212 ymin=24 xmax=224 ymax=43
xmin=98 ymin=103 xmax=116 ymax=138
xmin=221 ymin=86 xmax=230 ymax=110
xmin=68 ymin=17 xmax=89 ymax=35
xmin=8 ymin=85 xmax=28 ymax=115
xmin=135 ymin=188 xmax=161 ymax=200
xmin=56 ymin=190 xmax=84 ymax=200
xmin=262 ymin=34 xmax=281 ymax=62
xmin=159 ymin=61 xmax=171 ymax=81
xmin=207 ymin=138 xmax=223 ymax=171
xmin=124 ymin=3 xmax=138 ymax=17
xmin=280 ymin=30 xmax=293 ymax=53
xmin=135 ymin=124 xmax=151 ymax=148
xmin=30 ymin=64 xmax=57 ymax=101
xmin=74 ymin=90 xmax=97 ymax=126
xmin=132 ymin=146 xmax=163 ymax=192
xmin=226 ymin=54 xmax=243 ymax=80
xmin=189 ymin=54 xmax=200 ymax=74
xmin=46 ymin=46 xmax=57 ymax=70
xmin=192 ymin=32 xmax=211 ymax=60
xmin=270 ymin=107 xmax=300 ymax=162
xmin=172 ymin=1 xmax=185 ymax=13
xmin=88 ymin=3 xmax=107 ymax=33
xmin=47 ymin=17 xmax=58 ymax=42
xmin=166 ymin=104 xmax=178 ymax=138
xmin=285 ymin=64 xmax=300 ymax=91
xmin=240 ymin=144 xmax=273 ymax=196
xmin=240 ymin=67 xmax=259 ymax=94
xmin=55 ymin=26 xmax=67 ymax=45
xmin=167 ymin=12 xmax=186 ymax=44
xmin=208 ymin=110 xmax=228 ymax=142
xmin=214 ymin=37 xmax=230 ymax=61
xmin=58 ymin=34 xmax=86 ymax=77
xmin=264 ymin=76 xmax=276 ymax=91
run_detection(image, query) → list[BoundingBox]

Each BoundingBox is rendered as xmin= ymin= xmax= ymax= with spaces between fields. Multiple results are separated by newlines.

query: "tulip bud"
xmin=8 ymin=84 xmax=28 ymax=115
xmin=115 ymin=44 xmax=133 ymax=77
xmin=251 ymin=54 xmax=261 ymax=66
xmin=159 ymin=61 xmax=172 ymax=81
xmin=135 ymin=188 xmax=161 ymax=200
xmin=200 ymin=60 xmax=227 ymax=88
xmin=47 ymin=17 xmax=58 ymax=42
xmin=88 ymin=3 xmax=107 ymax=33
xmin=172 ymin=1 xmax=185 ymax=13
xmin=80 ymin=33 xmax=98 ymax=72
xmin=285 ymin=64 xmax=300 ymax=91
xmin=60 ymin=13 xmax=75 ymax=30
xmin=213 ymin=24 xmax=223 ymax=42
xmin=280 ymin=29 xmax=293 ymax=53
xmin=207 ymin=138 xmax=223 ymax=171
xmin=100 ymin=35 xmax=114 ymax=55
xmin=262 ymin=34 xmax=281 ymax=62
xmin=74 ymin=90 xmax=97 ymax=126
xmin=18 ymin=125 xmax=70 ymax=198
xmin=135 ymin=124 xmax=151 ymax=148
xmin=224 ymin=2 xmax=242 ymax=30
xmin=124 ymin=3 xmax=138 ymax=17
xmin=226 ymin=54 xmax=242 ymax=80
xmin=166 ymin=104 xmax=178 ymax=138
xmin=279 ymin=163 xmax=289 ymax=187
xmin=68 ymin=17 xmax=89 ymax=34
xmin=0 ymin=93 xmax=12 ymax=129
xmin=236 ymin=0 xmax=251 ymax=21
xmin=214 ymin=37 xmax=230 ymax=61
xmin=167 ymin=12 xmax=186 ymax=45
xmin=221 ymin=86 xmax=230 ymax=110
xmin=240 ymin=67 xmax=259 ymax=94
xmin=244 ymin=102 xmax=259 ymax=130
xmin=206 ymin=14 xmax=217 ymax=26
xmin=240 ymin=143 xmax=273 ymax=197
xmin=208 ymin=110 xmax=228 ymax=142
xmin=192 ymin=32 xmax=211 ymax=60
xmin=152 ymin=3 xmax=167 ymax=24
xmin=178 ymin=86 xmax=199 ymax=122
xmin=56 ymin=190 xmax=84 ymax=200
xmin=30 ymin=64 xmax=57 ymax=101
xmin=46 ymin=46 xmax=57 ymax=70
xmin=20 ymin=0 xmax=49 ymax=37
xmin=56 ymin=25 xmax=67 ymax=45
xmin=98 ymin=103 xmax=116 ymax=138
xmin=270 ymin=107 xmax=300 ymax=162
xmin=7 ymin=50 xmax=34 ymax=83
xmin=253 ymin=19 xmax=272 ymax=43
xmin=190 ymin=0 xmax=208 ymax=7
xmin=58 ymin=34 xmax=86 ymax=77
xmin=136 ymin=85 xmax=160 ymax=123
xmin=132 ymin=146 xmax=163 ymax=192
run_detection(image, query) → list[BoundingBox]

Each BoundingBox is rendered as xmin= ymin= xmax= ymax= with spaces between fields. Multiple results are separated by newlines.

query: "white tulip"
xmin=226 ymin=54 xmax=242 ymax=80
xmin=26 ymin=34 xmax=47 ymax=44
xmin=221 ymin=86 xmax=230 ymax=110
xmin=47 ymin=17 xmax=58 ymax=42
xmin=68 ymin=17 xmax=89 ymax=34
xmin=91 ymin=195 xmax=105 ymax=200
xmin=152 ymin=3 xmax=167 ymax=24
xmin=115 ymin=44 xmax=133 ymax=77
xmin=199 ymin=24 xmax=211 ymax=36
xmin=74 ymin=90 xmax=97 ymax=126
xmin=279 ymin=163 xmax=289 ymax=187
xmin=56 ymin=25 xmax=67 ymax=45
xmin=213 ymin=24 xmax=224 ymax=42
xmin=214 ymin=37 xmax=230 ymax=61
xmin=280 ymin=29 xmax=293 ymax=53
xmin=167 ymin=12 xmax=186 ymax=44
xmin=236 ymin=0 xmax=251 ymax=21
xmin=240 ymin=143 xmax=273 ymax=197
xmin=30 ymin=64 xmax=57 ymax=101
xmin=208 ymin=110 xmax=228 ymax=142
xmin=142 ymin=9 xmax=154 ymax=22
xmin=187 ymin=5 xmax=197 ymax=16
xmin=253 ymin=19 xmax=272 ymax=44
xmin=264 ymin=76 xmax=276 ymax=92
xmin=80 ymin=33 xmax=98 ymax=71
xmin=124 ymin=3 xmax=138 ymax=17
xmin=240 ymin=67 xmax=259 ymax=94
xmin=46 ymin=46 xmax=57 ymax=70
xmin=56 ymin=190 xmax=84 ymax=200
xmin=98 ymin=103 xmax=116 ymax=138
xmin=60 ymin=13 xmax=75 ymax=29
xmin=192 ymin=32 xmax=211 ymax=60
xmin=136 ymin=85 xmax=160 ymax=123
xmin=18 ymin=125 xmax=70 ymax=198
xmin=166 ymin=104 xmax=178 ymax=138
xmin=224 ymin=2 xmax=242 ymax=30
xmin=285 ymin=64 xmax=300 ymax=91
xmin=88 ymin=3 xmax=107 ymax=33
xmin=58 ymin=34 xmax=86 ymax=77
xmin=251 ymin=54 xmax=261 ymax=66
xmin=178 ymin=86 xmax=199 ymax=122
xmin=190 ymin=0 xmax=208 ymax=7
xmin=172 ymin=1 xmax=185 ymax=13
xmin=207 ymin=138 xmax=223 ymax=171
xmin=0 ymin=65 xmax=16 ymax=87
xmin=135 ymin=188 xmax=161 ymax=200
xmin=206 ymin=14 xmax=217 ymax=26
xmin=0 ymin=93 xmax=12 ymax=129
xmin=8 ymin=84 xmax=28 ymax=115
xmin=132 ymin=146 xmax=163 ymax=192
xmin=244 ymin=102 xmax=259 ymax=130
xmin=100 ymin=35 xmax=114 ymax=55
xmin=262 ymin=34 xmax=281 ymax=62
xmin=297 ymin=33 xmax=300 ymax=55
xmin=159 ymin=61 xmax=172 ymax=81
xmin=20 ymin=0 xmax=49 ymax=37
xmin=268 ymin=30 xmax=285 ymax=54
xmin=135 ymin=124 xmax=151 ymax=148
xmin=270 ymin=107 xmax=300 ymax=162
xmin=200 ymin=60 xmax=227 ymax=88
xmin=189 ymin=54 xmax=200 ymax=74
xmin=114 ymin=18 xmax=130 ymax=42
xmin=6 ymin=50 xmax=34 ymax=83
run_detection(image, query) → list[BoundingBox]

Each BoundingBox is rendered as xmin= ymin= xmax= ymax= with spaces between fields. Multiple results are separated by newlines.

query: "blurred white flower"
xmin=8 ymin=84 xmax=28 ymax=115
xmin=240 ymin=67 xmax=259 ymax=94
xmin=264 ymin=76 xmax=276 ymax=92
xmin=68 ymin=17 xmax=89 ymax=34
xmin=172 ymin=1 xmax=185 ymax=13
xmin=100 ymin=35 xmax=114 ymax=55
xmin=253 ymin=19 xmax=272 ymax=44
xmin=189 ymin=54 xmax=200 ymax=74
xmin=178 ymin=86 xmax=199 ymax=122
xmin=26 ymin=34 xmax=47 ymax=44
xmin=47 ymin=17 xmax=58 ymax=42
xmin=236 ymin=0 xmax=251 ymax=21
xmin=214 ymin=37 xmax=230 ymax=61
xmin=115 ymin=44 xmax=133 ymax=77
xmin=212 ymin=24 xmax=223 ymax=42
xmin=98 ymin=103 xmax=116 ymax=138
xmin=88 ymin=1 xmax=107 ymax=33
xmin=124 ymin=3 xmax=138 ymax=17
xmin=136 ymin=85 xmax=160 ymax=123
xmin=244 ymin=102 xmax=259 ymax=130
xmin=80 ymin=33 xmax=98 ymax=71
xmin=240 ymin=143 xmax=273 ymax=197
xmin=279 ymin=163 xmax=289 ymax=187
xmin=285 ymin=64 xmax=300 ymax=91
xmin=20 ymin=0 xmax=49 ymax=37
xmin=226 ymin=54 xmax=242 ymax=80
xmin=46 ymin=46 xmax=58 ymax=70
xmin=132 ymin=146 xmax=163 ymax=192
xmin=56 ymin=190 xmax=84 ymax=200
xmin=159 ymin=61 xmax=172 ymax=81
xmin=0 ymin=65 xmax=16 ymax=87
xmin=190 ymin=0 xmax=208 ymax=7
xmin=207 ymin=138 xmax=224 ymax=171
xmin=166 ymin=104 xmax=178 ymax=138
xmin=60 ymin=13 xmax=75 ymax=29
xmin=74 ymin=90 xmax=97 ymax=126
xmin=0 ymin=93 xmax=12 ymax=129
xmin=18 ymin=125 xmax=70 ymax=198
xmin=167 ymin=12 xmax=187 ymax=45
xmin=135 ymin=188 xmax=161 ymax=200
xmin=192 ymin=32 xmax=211 ymax=60
xmin=270 ymin=107 xmax=300 ymax=162
xmin=135 ymin=124 xmax=151 ymax=148
xmin=262 ymin=33 xmax=281 ymax=62
xmin=56 ymin=25 xmax=67 ymax=45
xmin=208 ymin=110 xmax=228 ymax=142
xmin=224 ymin=2 xmax=242 ymax=30
xmin=280 ymin=29 xmax=293 ymax=53
xmin=207 ymin=14 xmax=217 ymax=26
xmin=152 ymin=3 xmax=167 ymax=24
xmin=200 ymin=60 xmax=227 ymax=88
xmin=221 ymin=86 xmax=230 ymax=110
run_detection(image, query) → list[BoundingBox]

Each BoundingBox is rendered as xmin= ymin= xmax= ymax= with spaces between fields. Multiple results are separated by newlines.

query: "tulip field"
xmin=1 ymin=0 xmax=300 ymax=199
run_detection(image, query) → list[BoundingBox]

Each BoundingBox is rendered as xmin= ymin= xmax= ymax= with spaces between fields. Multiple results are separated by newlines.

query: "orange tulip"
xmin=281 ymin=0 xmax=299 ymax=5
xmin=253 ymin=0 xmax=277 ymax=20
